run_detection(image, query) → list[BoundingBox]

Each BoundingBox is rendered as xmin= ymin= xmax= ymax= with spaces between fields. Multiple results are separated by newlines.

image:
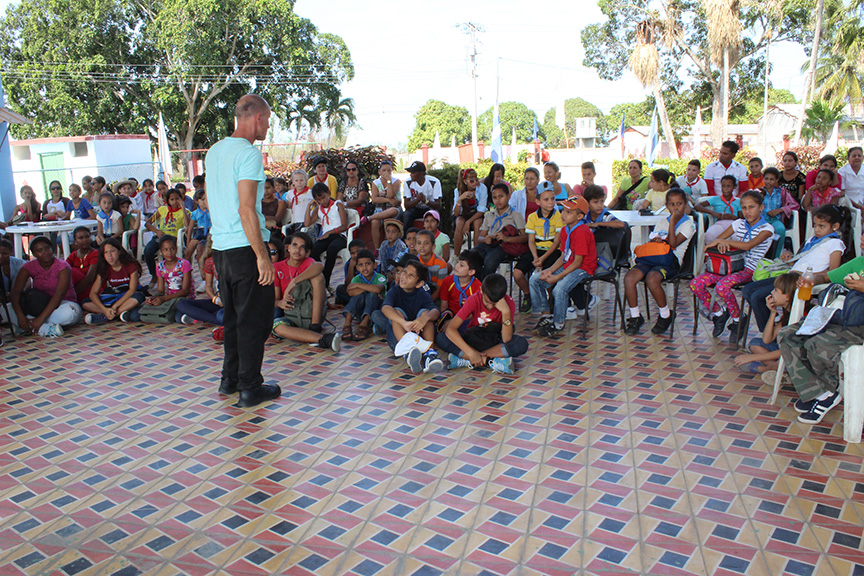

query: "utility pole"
xmin=461 ymin=22 xmax=483 ymax=157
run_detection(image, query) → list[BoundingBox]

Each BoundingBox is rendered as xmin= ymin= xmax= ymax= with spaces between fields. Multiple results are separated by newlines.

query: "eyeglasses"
xmin=346 ymin=167 xmax=357 ymax=172
xmin=50 ymin=186 xmax=62 ymax=191
xmin=268 ymin=249 xmax=278 ymax=256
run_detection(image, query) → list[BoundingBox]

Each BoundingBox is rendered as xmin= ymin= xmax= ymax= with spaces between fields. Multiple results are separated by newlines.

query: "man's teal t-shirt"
xmin=205 ymin=137 xmax=269 ymax=251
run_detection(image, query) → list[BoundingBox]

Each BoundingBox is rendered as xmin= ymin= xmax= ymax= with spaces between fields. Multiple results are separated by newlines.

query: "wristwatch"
xmin=503 ymin=319 xmax=512 ymax=326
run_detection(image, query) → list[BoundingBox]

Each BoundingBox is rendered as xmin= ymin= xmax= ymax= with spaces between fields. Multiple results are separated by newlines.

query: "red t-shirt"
xmin=103 ymin=262 xmax=140 ymax=292
xmin=275 ymin=257 xmax=314 ymax=293
xmin=439 ymin=274 xmax=481 ymax=312
xmin=805 ymin=169 xmax=842 ymax=189
xmin=203 ymin=257 xmax=217 ymax=278
xmin=560 ymin=223 xmax=597 ymax=274
xmin=456 ymin=291 xmax=516 ymax=329
xmin=66 ymin=250 xmax=98 ymax=273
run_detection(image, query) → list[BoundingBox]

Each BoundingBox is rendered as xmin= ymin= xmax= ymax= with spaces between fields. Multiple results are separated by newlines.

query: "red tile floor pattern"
xmin=1 ymin=298 xmax=864 ymax=575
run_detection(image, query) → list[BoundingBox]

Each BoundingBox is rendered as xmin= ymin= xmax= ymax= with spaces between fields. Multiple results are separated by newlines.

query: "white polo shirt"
xmin=839 ymin=164 xmax=864 ymax=205
xmin=704 ymin=160 xmax=748 ymax=196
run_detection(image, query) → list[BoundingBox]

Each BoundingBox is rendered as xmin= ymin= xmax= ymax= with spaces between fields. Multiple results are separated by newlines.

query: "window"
xmin=71 ymin=142 xmax=88 ymax=157
xmin=12 ymin=145 xmax=30 ymax=161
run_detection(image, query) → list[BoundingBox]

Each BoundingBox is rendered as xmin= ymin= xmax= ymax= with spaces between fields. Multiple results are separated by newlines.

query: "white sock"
xmin=658 ymin=306 xmax=670 ymax=319
xmin=712 ymin=309 xmax=725 ymax=318
xmin=629 ymin=307 xmax=641 ymax=318
xmin=730 ymin=315 xmax=739 ymax=322
xmin=816 ymin=391 xmax=833 ymax=401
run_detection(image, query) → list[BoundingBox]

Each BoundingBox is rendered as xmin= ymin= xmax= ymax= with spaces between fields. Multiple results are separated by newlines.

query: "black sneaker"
xmin=534 ymin=316 xmax=554 ymax=332
xmin=519 ymin=298 xmax=532 ymax=313
xmin=218 ymin=378 xmax=238 ymax=395
xmin=728 ymin=314 xmax=749 ymax=344
xmin=538 ymin=323 xmax=562 ymax=337
xmin=797 ymin=392 xmax=842 ymax=424
xmin=237 ymin=384 xmax=282 ymax=408
xmin=711 ymin=310 xmax=730 ymax=338
xmin=651 ymin=312 xmax=675 ymax=334
xmin=793 ymin=397 xmax=817 ymax=414
xmin=317 ymin=332 xmax=342 ymax=353
xmin=625 ymin=315 xmax=645 ymax=335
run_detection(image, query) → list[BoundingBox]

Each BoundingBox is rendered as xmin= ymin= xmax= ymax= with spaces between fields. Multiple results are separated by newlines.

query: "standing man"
xmin=401 ymin=161 xmax=442 ymax=227
xmin=703 ymin=140 xmax=748 ymax=197
xmin=205 ymin=94 xmax=281 ymax=408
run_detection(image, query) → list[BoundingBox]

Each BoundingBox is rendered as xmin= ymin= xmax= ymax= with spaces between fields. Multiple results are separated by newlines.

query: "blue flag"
xmin=646 ymin=107 xmax=659 ymax=168
xmin=532 ymin=116 xmax=538 ymax=140
xmin=490 ymin=102 xmax=503 ymax=163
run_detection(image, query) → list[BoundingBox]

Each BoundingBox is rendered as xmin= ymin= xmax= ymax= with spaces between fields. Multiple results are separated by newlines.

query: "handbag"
xmin=634 ymin=242 xmax=670 ymax=258
xmin=613 ymin=176 xmax=646 ymax=210
xmin=752 ymin=258 xmax=791 ymax=281
xmin=499 ymin=225 xmax=529 ymax=257
xmin=704 ymin=247 xmax=746 ymax=275
xmin=139 ymin=298 xmax=178 ymax=324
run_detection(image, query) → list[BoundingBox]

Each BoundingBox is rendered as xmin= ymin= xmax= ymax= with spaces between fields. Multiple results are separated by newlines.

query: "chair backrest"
xmin=593 ymin=226 xmax=629 ymax=268
xmin=678 ymin=224 xmax=698 ymax=276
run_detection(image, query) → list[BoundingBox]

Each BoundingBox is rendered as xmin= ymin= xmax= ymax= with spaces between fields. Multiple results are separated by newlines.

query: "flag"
xmin=822 ymin=121 xmax=839 ymax=155
xmin=532 ymin=116 xmax=538 ymax=141
xmin=157 ymin=112 xmax=173 ymax=179
xmin=693 ymin=106 xmax=703 ymax=152
xmin=490 ymin=102 xmax=503 ymax=163
xmin=618 ymin=113 xmax=625 ymax=158
xmin=646 ymin=107 xmax=660 ymax=168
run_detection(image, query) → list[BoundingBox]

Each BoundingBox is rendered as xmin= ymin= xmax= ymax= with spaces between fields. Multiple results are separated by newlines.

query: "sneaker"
xmin=487 ymin=357 xmax=514 ymax=374
xmin=38 ymin=323 xmax=63 ymax=337
xmin=798 ymin=392 xmax=842 ymax=424
xmin=534 ymin=316 xmax=554 ymax=332
xmin=538 ymin=323 xmax=562 ymax=338
xmin=179 ymin=314 xmax=196 ymax=325
xmin=423 ymin=352 xmax=445 ymax=373
xmin=212 ymin=326 xmax=225 ymax=342
xmin=519 ymin=298 xmax=532 ymax=313
xmin=119 ymin=310 xmax=132 ymax=322
xmin=624 ymin=315 xmax=645 ymax=335
xmin=566 ymin=306 xmax=582 ymax=320
xmin=448 ymin=353 xmax=472 ymax=369
xmin=405 ymin=347 xmax=423 ymax=373
xmin=793 ymin=397 xmax=818 ymax=414
xmin=728 ymin=313 xmax=749 ymax=344
xmin=651 ymin=312 xmax=675 ymax=335
xmin=587 ymin=294 xmax=598 ymax=311
xmin=85 ymin=313 xmax=108 ymax=325
xmin=711 ymin=310 xmax=729 ymax=338
xmin=237 ymin=383 xmax=282 ymax=408
xmin=318 ymin=332 xmax=342 ymax=353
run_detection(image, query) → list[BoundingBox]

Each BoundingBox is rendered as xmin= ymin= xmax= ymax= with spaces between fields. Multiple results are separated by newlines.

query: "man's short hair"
xmin=721 ymin=140 xmax=740 ymax=155
xmin=235 ymin=94 xmax=269 ymax=119
xmin=482 ymin=273 xmax=507 ymax=302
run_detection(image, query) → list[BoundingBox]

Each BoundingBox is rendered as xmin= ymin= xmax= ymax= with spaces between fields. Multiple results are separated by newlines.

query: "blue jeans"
xmin=345 ymin=292 xmax=381 ymax=320
xmin=175 ymin=298 xmax=224 ymax=325
xmin=530 ymin=268 xmax=591 ymax=326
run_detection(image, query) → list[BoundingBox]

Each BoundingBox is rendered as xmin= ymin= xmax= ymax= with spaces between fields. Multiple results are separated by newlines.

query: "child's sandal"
xmin=354 ymin=325 xmax=371 ymax=341
xmin=342 ymin=326 xmax=354 ymax=342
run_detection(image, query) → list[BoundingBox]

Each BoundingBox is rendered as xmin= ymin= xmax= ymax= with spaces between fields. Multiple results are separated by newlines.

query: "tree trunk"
xmin=710 ymin=89 xmax=723 ymax=146
xmin=652 ymin=83 xmax=679 ymax=159
xmin=723 ymin=48 xmax=730 ymax=142
xmin=794 ymin=0 xmax=825 ymax=144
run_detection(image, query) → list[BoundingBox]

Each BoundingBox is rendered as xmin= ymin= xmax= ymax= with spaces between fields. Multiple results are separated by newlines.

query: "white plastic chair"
xmin=788 ymin=210 xmax=801 ymax=255
xmin=841 ymin=345 xmax=864 ymax=443
xmin=122 ymin=227 xmax=145 ymax=262
xmin=336 ymin=209 xmax=361 ymax=266
xmin=771 ymin=290 xmax=807 ymax=405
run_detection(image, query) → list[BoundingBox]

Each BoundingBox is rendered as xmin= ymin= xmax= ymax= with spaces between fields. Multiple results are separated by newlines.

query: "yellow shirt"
xmin=644 ymin=188 xmax=667 ymax=211
xmin=154 ymin=205 xmax=188 ymax=236
xmin=525 ymin=209 xmax=563 ymax=250
xmin=308 ymin=174 xmax=338 ymax=200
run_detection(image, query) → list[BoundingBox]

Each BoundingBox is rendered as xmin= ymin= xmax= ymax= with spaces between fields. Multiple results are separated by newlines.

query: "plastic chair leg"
xmin=692 ymin=293 xmax=699 ymax=336
xmin=770 ymin=357 xmax=785 ymax=405
xmin=643 ymin=283 xmax=650 ymax=321
xmin=669 ymin=282 xmax=679 ymax=337
xmin=841 ymin=345 xmax=864 ymax=443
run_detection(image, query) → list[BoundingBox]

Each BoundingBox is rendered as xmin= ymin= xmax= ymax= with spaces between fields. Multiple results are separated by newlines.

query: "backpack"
xmin=704 ymin=247 xmax=746 ymax=275
xmin=595 ymin=242 xmax=615 ymax=275
xmin=139 ymin=298 xmax=178 ymax=324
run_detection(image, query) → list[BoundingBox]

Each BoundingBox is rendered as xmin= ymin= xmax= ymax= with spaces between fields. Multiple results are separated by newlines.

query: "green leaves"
xmin=407 ymin=100 xmax=472 ymax=152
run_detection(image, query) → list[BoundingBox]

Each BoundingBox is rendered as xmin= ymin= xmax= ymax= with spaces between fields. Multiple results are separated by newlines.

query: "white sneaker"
xmin=38 ymin=323 xmax=63 ymax=338
xmin=566 ymin=307 xmax=582 ymax=320
xmin=179 ymin=314 xmax=195 ymax=325
xmin=587 ymin=294 xmax=598 ymax=311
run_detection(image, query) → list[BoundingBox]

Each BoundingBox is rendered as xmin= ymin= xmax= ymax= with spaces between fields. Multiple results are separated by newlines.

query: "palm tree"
xmin=813 ymin=10 xmax=864 ymax=115
xmin=285 ymin=97 xmax=320 ymax=139
xmin=321 ymin=95 xmax=357 ymax=142
xmin=702 ymin=0 xmax=742 ymax=143
xmin=801 ymin=99 xmax=846 ymax=143
xmin=793 ymin=0 xmax=826 ymax=143
xmin=629 ymin=20 xmax=679 ymax=159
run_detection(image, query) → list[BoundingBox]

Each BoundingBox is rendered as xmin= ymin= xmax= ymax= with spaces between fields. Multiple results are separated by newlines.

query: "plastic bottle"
xmin=798 ymin=267 xmax=814 ymax=300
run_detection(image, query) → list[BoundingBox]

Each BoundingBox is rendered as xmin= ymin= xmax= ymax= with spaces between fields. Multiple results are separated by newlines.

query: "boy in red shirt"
xmin=529 ymin=196 xmax=596 ymax=337
xmin=438 ymin=273 xmax=528 ymax=374
xmin=437 ymin=250 xmax=483 ymax=331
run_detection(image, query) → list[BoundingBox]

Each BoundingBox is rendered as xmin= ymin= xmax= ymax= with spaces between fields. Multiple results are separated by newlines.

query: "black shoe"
xmin=624 ymin=315 xmax=644 ymax=335
xmin=711 ymin=310 xmax=729 ymax=338
xmin=519 ymin=298 xmax=532 ymax=313
xmin=534 ymin=316 xmax=554 ymax=332
xmin=218 ymin=378 xmax=238 ymax=395
xmin=651 ymin=312 xmax=675 ymax=334
xmin=237 ymin=384 xmax=282 ymax=408
xmin=728 ymin=313 xmax=749 ymax=344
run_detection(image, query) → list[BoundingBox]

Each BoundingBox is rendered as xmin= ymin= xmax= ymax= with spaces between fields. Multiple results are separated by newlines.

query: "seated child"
xmin=802 ymin=168 xmax=843 ymax=211
xmin=415 ymin=230 xmax=448 ymax=300
xmin=132 ymin=178 xmax=161 ymax=218
xmin=306 ymin=183 xmax=348 ymax=287
xmin=176 ymin=239 xmax=225 ymax=334
xmin=640 ymin=169 xmax=675 ymax=212
xmin=117 ymin=195 xmax=140 ymax=249
xmin=530 ymin=196 xmax=596 ymax=337
xmin=438 ymin=249 xmax=483 ymax=330
xmin=583 ymin=185 xmax=625 ymax=231
xmin=690 ymin=190 xmax=774 ymax=339
xmin=335 ymin=239 xmax=366 ymax=306
xmin=378 ymin=219 xmax=408 ymax=280
xmin=144 ymin=187 xmax=189 ymax=288
xmin=760 ymin=167 xmax=799 ymax=257
xmin=747 ymin=157 xmax=764 ymax=190
xmin=66 ymin=226 xmax=98 ymax=301
xmin=184 ymin=189 xmax=211 ymax=269
xmin=371 ymin=260 xmax=444 ymax=374
xmin=95 ymin=191 xmax=122 ymax=245
xmin=140 ymin=235 xmax=192 ymax=322
xmin=272 ymin=232 xmax=338 ymax=350
xmin=342 ymin=249 xmax=386 ymax=341
xmin=284 ymin=169 xmax=313 ymax=235
xmin=262 ymin=177 xmax=287 ymax=236
xmin=474 ymin=183 xmax=528 ymax=278
xmin=438 ymin=273 xmax=528 ymax=375
xmin=694 ymin=175 xmax=740 ymax=245
xmin=405 ymin=227 xmax=419 ymax=256
xmin=514 ymin=188 xmax=563 ymax=311
xmin=423 ymin=210 xmax=451 ymax=264
xmin=676 ymin=159 xmax=709 ymax=206
xmin=733 ymin=272 xmax=797 ymax=374
xmin=624 ymin=188 xmax=695 ymax=335
xmin=274 ymin=177 xmax=288 ymax=198
xmin=452 ymin=168 xmax=487 ymax=256
xmin=82 ymin=237 xmax=145 ymax=324
xmin=571 ymin=162 xmax=608 ymax=197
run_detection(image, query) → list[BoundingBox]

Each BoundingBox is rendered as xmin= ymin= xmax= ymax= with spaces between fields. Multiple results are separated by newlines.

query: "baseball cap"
xmin=423 ymin=209 xmax=440 ymax=222
xmin=561 ymin=196 xmax=589 ymax=214
xmin=406 ymin=161 xmax=426 ymax=173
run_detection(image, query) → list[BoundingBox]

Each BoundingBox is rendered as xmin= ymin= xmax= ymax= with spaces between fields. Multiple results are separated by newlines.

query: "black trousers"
xmin=310 ymin=234 xmax=347 ymax=285
xmin=213 ymin=247 xmax=275 ymax=390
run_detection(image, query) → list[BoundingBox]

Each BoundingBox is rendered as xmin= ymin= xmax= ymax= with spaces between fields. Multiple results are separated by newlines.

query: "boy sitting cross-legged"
xmin=437 ymin=249 xmax=483 ymax=331
xmin=438 ymin=273 xmax=528 ymax=375
xmin=529 ymin=196 xmax=596 ymax=337
xmin=343 ymin=249 xmax=386 ymax=341
xmin=371 ymin=259 xmax=444 ymax=374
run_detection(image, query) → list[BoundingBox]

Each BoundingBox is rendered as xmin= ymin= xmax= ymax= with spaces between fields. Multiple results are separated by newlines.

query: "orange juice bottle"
xmin=798 ymin=267 xmax=814 ymax=300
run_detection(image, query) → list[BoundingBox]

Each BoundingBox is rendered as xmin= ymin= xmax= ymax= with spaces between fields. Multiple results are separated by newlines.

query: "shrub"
xmin=612 ymin=147 xmax=759 ymax=186
xmin=300 ymin=146 xmax=396 ymax=181
xmin=775 ymin=145 xmax=842 ymax=172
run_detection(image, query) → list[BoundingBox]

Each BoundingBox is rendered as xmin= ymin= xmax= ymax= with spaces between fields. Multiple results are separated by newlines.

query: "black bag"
xmin=612 ymin=176 xmax=647 ymax=210
xmin=840 ymin=290 xmax=864 ymax=328
xmin=464 ymin=322 xmax=503 ymax=352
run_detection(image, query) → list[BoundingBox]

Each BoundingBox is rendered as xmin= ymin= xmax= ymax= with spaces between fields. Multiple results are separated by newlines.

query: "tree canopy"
xmin=0 ymin=0 xmax=354 ymax=151
xmin=407 ymin=100 xmax=472 ymax=151
xmin=542 ymin=98 xmax=605 ymax=148
xmin=477 ymin=101 xmax=543 ymax=144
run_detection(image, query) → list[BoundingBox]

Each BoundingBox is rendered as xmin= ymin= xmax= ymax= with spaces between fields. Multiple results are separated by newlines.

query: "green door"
xmin=39 ymin=152 xmax=66 ymax=202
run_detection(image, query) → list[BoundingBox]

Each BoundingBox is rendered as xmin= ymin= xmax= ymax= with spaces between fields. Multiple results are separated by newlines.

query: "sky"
xmin=0 ymin=0 xmax=809 ymax=147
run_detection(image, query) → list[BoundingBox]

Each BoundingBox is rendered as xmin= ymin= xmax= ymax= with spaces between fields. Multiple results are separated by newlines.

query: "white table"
xmin=7 ymin=220 xmax=98 ymax=260
xmin=610 ymin=210 xmax=664 ymax=244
